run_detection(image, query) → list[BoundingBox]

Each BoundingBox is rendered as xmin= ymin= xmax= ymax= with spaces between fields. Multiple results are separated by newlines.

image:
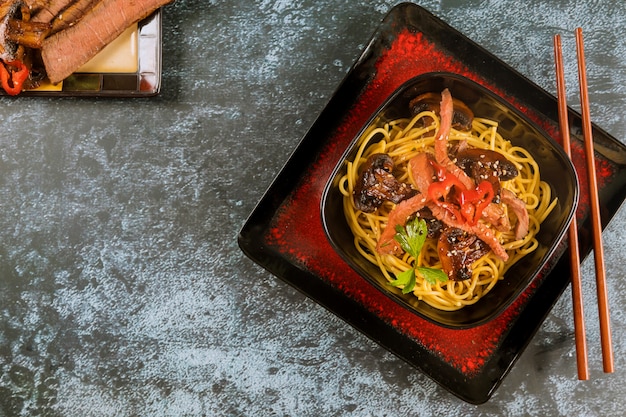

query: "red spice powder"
xmin=264 ymin=29 xmax=617 ymax=376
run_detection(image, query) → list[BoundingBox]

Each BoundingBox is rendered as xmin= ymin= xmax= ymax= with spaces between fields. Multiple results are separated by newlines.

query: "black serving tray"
xmin=238 ymin=3 xmax=626 ymax=404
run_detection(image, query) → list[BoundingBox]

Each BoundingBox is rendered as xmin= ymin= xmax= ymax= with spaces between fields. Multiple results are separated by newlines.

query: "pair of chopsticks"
xmin=553 ymin=29 xmax=614 ymax=380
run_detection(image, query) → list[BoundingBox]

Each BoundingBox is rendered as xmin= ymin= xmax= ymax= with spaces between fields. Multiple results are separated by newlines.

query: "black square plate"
xmin=238 ymin=3 xmax=626 ymax=404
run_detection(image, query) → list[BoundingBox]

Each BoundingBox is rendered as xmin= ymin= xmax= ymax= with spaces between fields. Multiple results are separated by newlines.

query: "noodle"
xmin=338 ymin=110 xmax=557 ymax=311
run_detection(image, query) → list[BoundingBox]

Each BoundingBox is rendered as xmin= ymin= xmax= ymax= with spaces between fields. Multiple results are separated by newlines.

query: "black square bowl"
xmin=321 ymin=72 xmax=579 ymax=329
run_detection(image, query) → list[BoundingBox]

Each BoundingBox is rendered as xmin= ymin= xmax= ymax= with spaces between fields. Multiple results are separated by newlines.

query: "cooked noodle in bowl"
xmin=338 ymin=91 xmax=556 ymax=311
xmin=321 ymin=73 xmax=578 ymax=328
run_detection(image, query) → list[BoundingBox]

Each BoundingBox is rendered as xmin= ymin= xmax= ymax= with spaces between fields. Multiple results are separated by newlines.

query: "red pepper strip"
xmin=459 ymin=180 xmax=494 ymax=225
xmin=0 ymin=60 xmax=29 ymax=96
xmin=427 ymin=162 xmax=494 ymax=225
xmin=427 ymin=165 xmax=466 ymax=221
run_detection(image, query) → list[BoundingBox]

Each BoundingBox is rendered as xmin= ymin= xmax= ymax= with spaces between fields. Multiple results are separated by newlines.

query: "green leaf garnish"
xmin=389 ymin=268 xmax=416 ymax=294
xmin=416 ymin=267 xmax=448 ymax=285
xmin=390 ymin=217 xmax=448 ymax=293
xmin=393 ymin=217 xmax=427 ymax=259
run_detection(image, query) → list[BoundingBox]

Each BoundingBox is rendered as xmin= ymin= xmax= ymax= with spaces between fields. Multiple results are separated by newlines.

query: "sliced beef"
xmin=41 ymin=0 xmax=173 ymax=83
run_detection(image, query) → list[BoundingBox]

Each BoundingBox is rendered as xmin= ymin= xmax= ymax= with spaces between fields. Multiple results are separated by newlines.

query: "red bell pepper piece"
xmin=427 ymin=164 xmax=466 ymax=221
xmin=427 ymin=162 xmax=494 ymax=225
xmin=0 ymin=60 xmax=29 ymax=96
xmin=459 ymin=180 xmax=494 ymax=225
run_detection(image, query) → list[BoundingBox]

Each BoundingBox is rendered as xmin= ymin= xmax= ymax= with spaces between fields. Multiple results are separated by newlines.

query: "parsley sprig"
xmin=389 ymin=217 xmax=448 ymax=293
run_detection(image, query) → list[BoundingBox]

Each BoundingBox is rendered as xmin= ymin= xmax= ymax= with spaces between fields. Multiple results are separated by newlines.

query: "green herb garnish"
xmin=418 ymin=267 xmax=449 ymax=286
xmin=393 ymin=216 xmax=427 ymax=259
xmin=390 ymin=268 xmax=416 ymax=294
xmin=389 ymin=217 xmax=448 ymax=293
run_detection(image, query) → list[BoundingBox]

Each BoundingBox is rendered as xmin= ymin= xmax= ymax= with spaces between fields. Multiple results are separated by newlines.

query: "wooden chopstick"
xmin=553 ymin=33 xmax=589 ymax=380
xmin=575 ymin=27 xmax=614 ymax=374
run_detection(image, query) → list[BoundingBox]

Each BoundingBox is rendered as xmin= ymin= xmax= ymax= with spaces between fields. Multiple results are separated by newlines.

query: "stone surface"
xmin=1 ymin=1 xmax=626 ymax=416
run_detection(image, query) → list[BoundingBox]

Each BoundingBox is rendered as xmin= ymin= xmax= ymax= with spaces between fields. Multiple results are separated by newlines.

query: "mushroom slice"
xmin=455 ymin=148 xmax=519 ymax=203
xmin=437 ymin=227 xmax=490 ymax=281
xmin=353 ymin=153 xmax=417 ymax=213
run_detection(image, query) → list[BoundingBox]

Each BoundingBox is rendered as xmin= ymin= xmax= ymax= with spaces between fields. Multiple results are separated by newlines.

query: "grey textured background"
xmin=1 ymin=0 xmax=626 ymax=416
